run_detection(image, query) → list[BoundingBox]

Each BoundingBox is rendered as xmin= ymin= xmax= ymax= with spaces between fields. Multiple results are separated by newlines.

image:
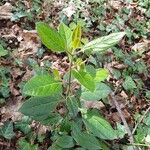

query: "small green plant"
xmin=19 ymin=22 xmax=125 ymax=149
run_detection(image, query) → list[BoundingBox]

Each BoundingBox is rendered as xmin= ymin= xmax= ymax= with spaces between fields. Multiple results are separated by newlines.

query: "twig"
xmin=132 ymin=106 xmax=150 ymax=135
xmin=66 ymin=57 xmax=73 ymax=97
xmin=111 ymin=93 xmax=134 ymax=143
xmin=129 ymin=143 xmax=150 ymax=148
xmin=110 ymin=83 xmax=138 ymax=150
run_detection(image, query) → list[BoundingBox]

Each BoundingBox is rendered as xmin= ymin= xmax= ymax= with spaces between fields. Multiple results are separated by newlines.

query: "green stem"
xmin=66 ymin=53 xmax=73 ymax=98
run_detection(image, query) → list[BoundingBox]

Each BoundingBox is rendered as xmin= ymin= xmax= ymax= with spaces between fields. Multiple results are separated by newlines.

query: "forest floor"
xmin=0 ymin=0 xmax=150 ymax=150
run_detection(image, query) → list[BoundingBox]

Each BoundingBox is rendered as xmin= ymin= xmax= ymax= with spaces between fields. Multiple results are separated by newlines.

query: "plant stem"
xmin=110 ymin=82 xmax=138 ymax=150
xmin=66 ymin=54 xmax=73 ymax=98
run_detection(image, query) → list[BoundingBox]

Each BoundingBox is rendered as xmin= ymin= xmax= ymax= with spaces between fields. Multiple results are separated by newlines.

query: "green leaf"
xmin=144 ymin=113 xmax=150 ymax=126
xmin=36 ymin=22 xmax=66 ymax=52
xmin=123 ymin=76 xmax=137 ymax=91
xmin=60 ymin=119 xmax=71 ymax=133
xmin=39 ymin=113 xmax=62 ymax=126
xmin=0 ymin=45 xmax=8 ymax=57
xmin=18 ymin=139 xmax=38 ymax=150
xmin=23 ymin=75 xmax=62 ymax=96
xmin=48 ymin=144 xmax=63 ymax=150
xmin=59 ymin=23 xmax=72 ymax=50
xmin=94 ymin=69 xmax=109 ymax=82
xmin=146 ymin=91 xmax=150 ymax=99
xmin=116 ymin=123 xmax=127 ymax=139
xmin=72 ymin=123 xmax=102 ymax=150
xmin=81 ymin=83 xmax=111 ymax=101
xmin=15 ymin=122 xmax=31 ymax=134
xmin=72 ymin=69 xmax=95 ymax=92
xmin=19 ymin=95 xmax=60 ymax=121
xmin=53 ymin=68 xmax=61 ymax=81
xmin=0 ymin=122 xmax=15 ymax=140
xmin=72 ymin=25 xmax=82 ymax=49
xmin=85 ymin=65 xmax=96 ymax=78
xmin=66 ymin=97 xmax=79 ymax=118
xmin=83 ymin=111 xmax=117 ymax=140
xmin=83 ymin=32 xmax=125 ymax=52
xmin=56 ymin=135 xmax=74 ymax=148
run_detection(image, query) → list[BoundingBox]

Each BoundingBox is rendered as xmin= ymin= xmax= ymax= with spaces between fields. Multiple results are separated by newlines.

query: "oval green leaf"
xmin=23 ymin=75 xmax=62 ymax=97
xmin=83 ymin=111 xmax=118 ymax=140
xmin=56 ymin=135 xmax=74 ymax=148
xmin=81 ymin=83 xmax=111 ymax=101
xmin=72 ymin=69 xmax=95 ymax=92
xmin=94 ymin=69 xmax=109 ymax=82
xmin=72 ymin=25 xmax=82 ymax=49
xmin=83 ymin=32 xmax=125 ymax=52
xmin=36 ymin=22 xmax=66 ymax=52
xmin=59 ymin=22 xmax=72 ymax=50
xmin=72 ymin=123 xmax=102 ymax=150
xmin=19 ymin=95 xmax=60 ymax=120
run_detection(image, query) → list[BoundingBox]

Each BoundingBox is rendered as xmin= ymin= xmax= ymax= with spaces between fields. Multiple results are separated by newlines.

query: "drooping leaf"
xmin=94 ymin=68 xmax=109 ymax=82
xmin=81 ymin=83 xmax=111 ymax=101
xmin=66 ymin=96 xmax=79 ymax=118
xmin=18 ymin=139 xmax=38 ymax=150
xmin=72 ymin=69 xmax=95 ymax=92
xmin=59 ymin=22 xmax=72 ymax=50
xmin=123 ymin=76 xmax=137 ymax=91
xmin=23 ymin=75 xmax=62 ymax=97
xmin=19 ymin=95 xmax=61 ymax=121
xmin=85 ymin=65 xmax=96 ymax=78
xmin=83 ymin=111 xmax=117 ymax=140
xmin=72 ymin=123 xmax=102 ymax=150
xmin=72 ymin=25 xmax=82 ymax=49
xmin=36 ymin=22 xmax=66 ymax=52
xmin=0 ymin=45 xmax=8 ymax=57
xmin=83 ymin=32 xmax=125 ymax=52
xmin=56 ymin=135 xmax=74 ymax=148
xmin=0 ymin=122 xmax=15 ymax=140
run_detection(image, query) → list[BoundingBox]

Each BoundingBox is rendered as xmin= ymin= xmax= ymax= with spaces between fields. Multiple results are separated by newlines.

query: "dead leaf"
xmin=62 ymin=2 xmax=76 ymax=18
xmin=0 ymin=2 xmax=13 ymax=19
xmin=0 ymin=96 xmax=23 ymax=122
xmin=9 ymin=80 xmax=20 ymax=96
xmin=132 ymin=40 xmax=150 ymax=53
xmin=83 ymin=101 xmax=105 ymax=110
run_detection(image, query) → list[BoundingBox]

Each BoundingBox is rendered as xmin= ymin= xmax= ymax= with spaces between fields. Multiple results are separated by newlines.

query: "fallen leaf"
xmin=0 ymin=2 xmax=13 ymax=19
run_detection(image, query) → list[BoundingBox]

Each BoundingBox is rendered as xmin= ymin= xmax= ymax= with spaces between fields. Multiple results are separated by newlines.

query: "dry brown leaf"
xmin=110 ymin=109 xmax=131 ymax=123
xmin=0 ymin=2 xmax=13 ymax=19
xmin=132 ymin=40 xmax=150 ymax=52
xmin=9 ymin=80 xmax=20 ymax=96
xmin=18 ymin=30 xmax=41 ymax=52
xmin=83 ymin=101 xmax=105 ymax=110
xmin=0 ymin=96 xmax=23 ymax=122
